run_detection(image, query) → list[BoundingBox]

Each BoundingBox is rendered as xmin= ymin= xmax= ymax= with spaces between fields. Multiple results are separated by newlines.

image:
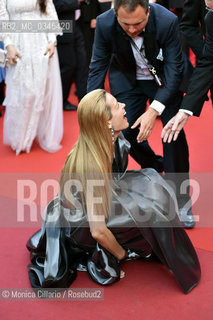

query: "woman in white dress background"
xmin=0 ymin=0 xmax=63 ymax=155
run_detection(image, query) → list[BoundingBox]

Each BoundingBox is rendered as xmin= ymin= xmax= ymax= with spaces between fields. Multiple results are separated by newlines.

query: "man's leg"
xmin=124 ymin=80 xmax=194 ymax=228
xmin=0 ymin=81 xmax=4 ymax=117
xmin=57 ymin=43 xmax=76 ymax=110
xmin=160 ymin=91 xmax=194 ymax=228
xmin=74 ymin=25 xmax=88 ymax=101
xmin=116 ymin=82 xmax=164 ymax=172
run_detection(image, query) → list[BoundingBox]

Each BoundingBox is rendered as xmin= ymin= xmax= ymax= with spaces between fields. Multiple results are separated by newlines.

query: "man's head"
xmin=205 ymin=0 xmax=213 ymax=11
xmin=114 ymin=0 xmax=150 ymax=38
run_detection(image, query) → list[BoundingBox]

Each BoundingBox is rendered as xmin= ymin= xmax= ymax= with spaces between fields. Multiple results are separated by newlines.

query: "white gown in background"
xmin=0 ymin=0 xmax=63 ymax=155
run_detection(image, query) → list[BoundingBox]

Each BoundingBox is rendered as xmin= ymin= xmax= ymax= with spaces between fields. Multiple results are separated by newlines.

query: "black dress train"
xmin=27 ymin=134 xmax=201 ymax=293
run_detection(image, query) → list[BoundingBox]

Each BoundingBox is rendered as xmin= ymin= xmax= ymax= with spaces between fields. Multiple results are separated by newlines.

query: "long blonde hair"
xmin=60 ymin=89 xmax=113 ymax=218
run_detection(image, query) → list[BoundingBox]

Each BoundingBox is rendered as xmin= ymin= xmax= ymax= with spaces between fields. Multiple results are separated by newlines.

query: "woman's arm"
xmin=0 ymin=0 xmax=12 ymax=47
xmin=6 ymin=44 xmax=21 ymax=65
xmin=87 ymin=201 xmax=127 ymax=261
xmin=44 ymin=0 xmax=63 ymax=56
xmin=0 ymin=1 xmax=21 ymax=64
xmin=90 ymin=224 xmax=127 ymax=261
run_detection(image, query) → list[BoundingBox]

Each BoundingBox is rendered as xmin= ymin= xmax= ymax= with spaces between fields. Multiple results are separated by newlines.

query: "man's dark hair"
xmin=114 ymin=0 xmax=149 ymax=14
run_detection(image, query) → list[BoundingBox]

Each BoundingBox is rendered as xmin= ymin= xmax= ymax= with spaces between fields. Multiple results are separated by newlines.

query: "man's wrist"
xmin=148 ymin=107 xmax=159 ymax=117
xmin=179 ymin=109 xmax=193 ymax=117
xmin=149 ymin=100 xmax=165 ymax=115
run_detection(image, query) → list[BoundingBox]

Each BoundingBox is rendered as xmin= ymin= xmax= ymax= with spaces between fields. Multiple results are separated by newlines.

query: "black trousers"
xmin=57 ymin=25 xmax=88 ymax=103
xmin=116 ymin=80 xmax=190 ymax=205
xmin=78 ymin=20 xmax=95 ymax=67
xmin=0 ymin=81 xmax=5 ymax=105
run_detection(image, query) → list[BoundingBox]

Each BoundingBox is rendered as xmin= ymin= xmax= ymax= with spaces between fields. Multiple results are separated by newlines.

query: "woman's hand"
xmin=118 ymin=248 xmax=128 ymax=261
xmin=6 ymin=44 xmax=21 ymax=65
xmin=44 ymin=42 xmax=56 ymax=58
xmin=119 ymin=250 xmax=128 ymax=279
xmin=90 ymin=224 xmax=128 ymax=262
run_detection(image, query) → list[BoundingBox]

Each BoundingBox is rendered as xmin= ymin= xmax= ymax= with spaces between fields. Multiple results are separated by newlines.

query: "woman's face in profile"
xmin=106 ymin=93 xmax=129 ymax=132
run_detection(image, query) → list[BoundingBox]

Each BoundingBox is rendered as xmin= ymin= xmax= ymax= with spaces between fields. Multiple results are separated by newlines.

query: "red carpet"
xmin=0 ymin=83 xmax=213 ymax=319
xmin=0 ymin=226 xmax=213 ymax=320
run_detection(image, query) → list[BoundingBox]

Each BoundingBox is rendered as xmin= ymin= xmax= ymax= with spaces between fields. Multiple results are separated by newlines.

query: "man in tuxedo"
xmin=87 ymin=0 xmax=195 ymax=228
xmin=162 ymin=3 xmax=213 ymax=143
xmin=53 ymin=0 xmax=88 ymax=111
xmin=155 ymin=0 xmax=183 ymax=7
xmin=78 ymin=0 xmax=101 ymax=66
xmin=181 ymin=0 xmax=213 ymax=102
xmin=154 ymin=0 xmax=189 ymax=55
xmin=0 ymin=41 xmax=5 ymax=117
xmin=180 ymin=0 xmax=207 ymax=60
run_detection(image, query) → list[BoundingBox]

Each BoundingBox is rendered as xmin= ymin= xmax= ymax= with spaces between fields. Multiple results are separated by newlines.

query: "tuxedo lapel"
xmin=114 ymin=8 xmax=159 ymax=68
xmin=144 ymin=32 xmax=158 ymax=65
xmin=114 ymin=23 xmax=136 ymax=72
xmin=111 ymin=11 xmax=160 ymax=83
xmin=144 ymin=8 xmax=159 ymax=66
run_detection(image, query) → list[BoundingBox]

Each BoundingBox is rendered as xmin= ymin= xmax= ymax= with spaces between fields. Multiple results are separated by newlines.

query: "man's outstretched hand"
xmin=161 ymin=111 xmax=189 ymax=143
xmin=131 ymin=108 xmax=158 ymax=143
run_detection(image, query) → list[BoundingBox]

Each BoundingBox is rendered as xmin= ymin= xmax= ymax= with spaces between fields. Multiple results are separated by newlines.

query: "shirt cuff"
xmin=149 ymin=100 xmax=165 ymax=115
xmin=179 ymin=109 xmax=193 ymax=116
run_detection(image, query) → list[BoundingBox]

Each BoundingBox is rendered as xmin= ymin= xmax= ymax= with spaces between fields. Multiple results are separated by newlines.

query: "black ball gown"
xmin=27 ymin=134 xmax=201 ymax=293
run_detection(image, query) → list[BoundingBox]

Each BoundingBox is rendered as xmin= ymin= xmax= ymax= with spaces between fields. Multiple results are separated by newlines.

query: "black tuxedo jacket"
xmin=79 ymin=0 xmax=100 ymax=23
xmin=156 ymin=0 xmax=184 ymax=9
xmin=180 ymin=11 xmax=213 ymax=116
xmin=53 ymin=0 xmax=80 ymax=44
xmin=88 ymin=4 xmax=192 ymax=108
xmin=180 ymin=0 xmax=207 ymax=59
